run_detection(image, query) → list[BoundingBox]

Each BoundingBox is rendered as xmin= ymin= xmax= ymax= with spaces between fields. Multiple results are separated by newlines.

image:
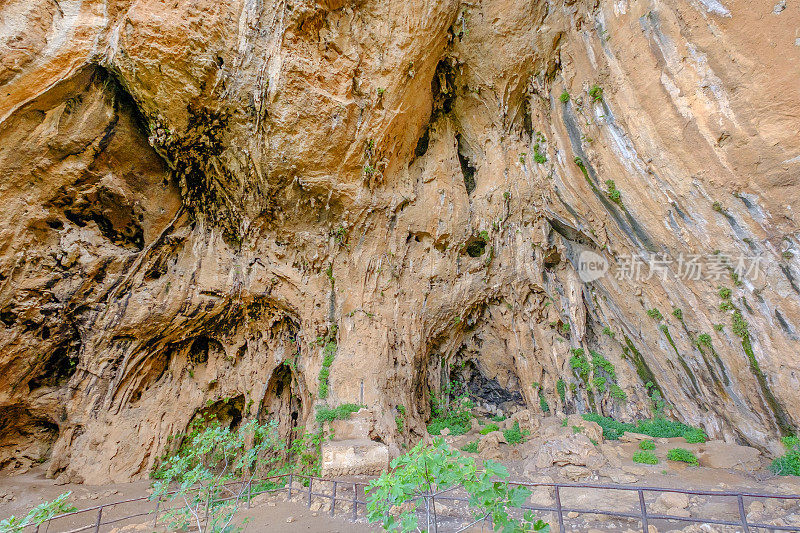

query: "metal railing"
xmin=22 ymin=473 xmax=800 ymax=532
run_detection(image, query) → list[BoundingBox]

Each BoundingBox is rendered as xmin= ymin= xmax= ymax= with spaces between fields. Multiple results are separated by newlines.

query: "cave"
xmin=188 ymin=335 xmax=223 ymax=365
xmin=191 ymin=394 xmax=245 ymax=431
xmin=449 ymin=359 xmax=525 ymax=414
xmin=258 ymin=364 xmax=302 ymax=446
xmin=0 ymin=407 xmax=60 ymax=473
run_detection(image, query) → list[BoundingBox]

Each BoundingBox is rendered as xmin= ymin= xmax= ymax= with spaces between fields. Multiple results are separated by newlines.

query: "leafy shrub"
xmin=667 ymin=447 xmax=699 ymax=466
xmin=639 ymin=439 xmax=656 ymax=450
xmin=610 ymin=384 xmax=627 ymax=401
xmin=647 ymin=308 xmax=663 ymax=320
xmin=461 ymin=440 xmax=479 ymax=453
xmin=539 ymin=392 xmax=550 ymax=413
xmin=428 ymin=383 xmax=474 ymax=436
xmin=718 ymin=287 xmax=731 ymax=299
xmin=480 ymin=423 xmax=500 ymax=435
xmin=589 ymin=84 xmax=603 ymax=101
xmin=633 ymin=451 xmax=659 ymax=465
xmin=503 ymin=422 xmax=525 ymax=445
xmin=683 ymin=428 xmax=708 ymax=444
xmin=152 ymin=420 xmax=284 ymax=532
xmin=317 ymin=339 xmax=337 ymax=399
xmin=316 ymin=403 xmax=364 ymax=424
xmin=591 ymin=350 xmax=616 ymax=380
xmin=582 ymin=413 xmax=705 ymax=442
xmin=491 ymin=414 xmax=506 ymax=422
xmin=672 ymin=308 xmax=683 ymax=320
xmin=593 ymin=375 xmax=607 ymax=394
xmin=559 ymin=91 xmax=570 ymax=103
xmin=556 ymin=378 xmax=567 ymax=403
xmin=365 ymin=439 xmax=549 ymax=532
xmin=0 ymin=493 xmax=76 ymax=533
xmin=570 ymin=349 xmax=591 ymax=379
xmin=770 ymin=436 xmax=800 ymax=476
xmin=697 ymin=333 xmax=712 ymax=348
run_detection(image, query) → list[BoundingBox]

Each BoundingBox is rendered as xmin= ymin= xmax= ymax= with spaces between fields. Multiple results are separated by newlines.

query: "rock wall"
xmin=1 ymin=0 xmax=799 ymax=483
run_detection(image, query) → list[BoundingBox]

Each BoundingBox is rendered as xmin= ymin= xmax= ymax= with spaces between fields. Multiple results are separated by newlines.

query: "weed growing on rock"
xmin=559 ymin=90 xmax=570 ymax=103
xmin=647 ymin=308 xmax=663 ymax=320
xmin=667 ymin=447 xmax=699 ymax=466
xmin=557 ymin=378 xmax=566 ymax=403
xmin=480 ymin=423 xmax=500 ymax=435
xmin=582 ymin=413 xmax=704 ymax=442
xmin=461 ymin=440 xmax=479 ymax=453
xmin=672 ymin=308 xmax=683 ymax=320
xmin=639 ymin=440 xmax=656 ymax=450
xmin=605 ymin=179 xmax=621 ymax=204
xmin=770 ymin=436 xmax=800 ymax=476
xmin=589 ymin=84 xmax=604 ymax=101
xmin=633 ymin=451 xmax=659 ymax=465
xmin=503 ymin=421 xmax=527 ymax=445
xmin=602 ymin=326 xmax=615 ymax=337
xmin=316 ymin=403 xmax=364 ymax=424
xmin=610 ymin=384 xmax=627 ymax=401
xmin=570 ymin=349 xmax=591 ymax=379
xmin=591 ymin=350 xmax=617 ymax=380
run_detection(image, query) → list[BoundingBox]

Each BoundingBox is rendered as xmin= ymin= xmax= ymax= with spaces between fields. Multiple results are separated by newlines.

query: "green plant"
xmin=151 ymin=420 xmax=284 ymax=532
xmin=559 ymin=90 xmax=570 ymax=103
xmin=365 ymin=439 xmax=549 ymax=532
xmin=589 ymin=84 xmax=603 ymax=101
xmin=461 ymin=440 xmax=479 ymax=453
xmin=647 ymin=308 xmax=663 ymax=320
xmin=713 ymin=323 xmax=725 ymax=332
xmin=570 ymin=349 xmax=591 ymax=379
xmin=770 ymin=436 xmax=800 ymax=476
xmin=697 ymin=333 xmax=712 ymax=348
xmin=0 ymin=492 xmax=76 ymax=533
xmin=582 ymin=413 xmax=705 ymax=442
xmin=593 ymin=375 xmax=607 ymax=394
xmin=317 ymin=335 xmax=337 ymax=400
xmin=395 ymin=405 xmax=406 ymax=433
xmin=591 ymin=350 xmax=616 ymax=380
xmin=672 ymin=308 xmax=683 ymax=320
xmin=534 ymin=142 xmax=547 ymax=164
xmin=561 ymin=322 xmax=571 ymax=334
xmin=491 ymin=414 xmax=507 ymax=422
xmin=667 ymin=447 xmax=699 ymax=466
xmin=732 ymin=310 xmax=749 ymax=339
xmin=428 ymin=383 xmax=474 ymax=436
xmin=605 ymin=180 xmax=621 ymax=203
xmin=683 ymin=428 xmax=708 ymax=444
xmin=377 ymin=87 xmax=386 ymax=97
xmin=480 ymin=423 xmax=500 ymax=435
xmin=719 ymin=301 xmax=734 ymax=311
xmin=633 ymin=451 xmax=659 ymax=465
xmin=639 ymin=440 xmax=656 ymax=450
xmin=718 ymin=287 xmax=732 ymax=299
xmin=556 ymin=378 xmax=566 ymax=403
xmin=539 ymin=391 xmax=550 ymax=413
xmin=503 ymin=421 xmax=525 ymax=445
xmin=602 ymin=326 xmax=615 ymax=337
xmin=712 ymin=201 xmax=725 ymax=213
xmin=610 ymin=384 xmax=627 ymax=401
xmin=316 ymin=403 xmax=364 ymax=424
xmin=289 ymin=427 xmax=325 ymax=479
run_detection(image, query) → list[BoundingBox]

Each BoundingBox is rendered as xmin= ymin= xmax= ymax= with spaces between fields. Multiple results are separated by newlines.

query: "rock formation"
xmin=1 ymin=0 xmax=799 ymax=483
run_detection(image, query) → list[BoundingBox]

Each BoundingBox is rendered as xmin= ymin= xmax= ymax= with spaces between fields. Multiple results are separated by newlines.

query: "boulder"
xmin=478 ymin=430 xmax=508 ymax=459
xmin=321 ymin=439 xmax=389 ymax=477
xmin=697 ymin=440 xmax=761 ymax=470
xmin=529 ymin=433 xmax=607 ymax=470
xmin=329 ymin=408 xmax=374 ymax=440
xmin=566 ymin=414 xmax=604 ymax=443
xmin=652 ymin=492 xmax=690 ymax=513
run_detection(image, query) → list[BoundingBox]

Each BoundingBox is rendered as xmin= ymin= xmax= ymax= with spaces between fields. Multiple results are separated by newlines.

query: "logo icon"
xmin=578 ymin=250 xmax=608 ymax=282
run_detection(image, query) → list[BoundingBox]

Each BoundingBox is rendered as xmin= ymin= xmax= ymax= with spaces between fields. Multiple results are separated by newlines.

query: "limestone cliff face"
xmin=1 ymin=0 xmax=799 ymax=483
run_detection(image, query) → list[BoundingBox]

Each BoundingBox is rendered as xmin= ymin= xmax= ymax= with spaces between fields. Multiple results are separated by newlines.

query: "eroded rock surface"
xmin=1 ymin=0 xmax=799 ymax=482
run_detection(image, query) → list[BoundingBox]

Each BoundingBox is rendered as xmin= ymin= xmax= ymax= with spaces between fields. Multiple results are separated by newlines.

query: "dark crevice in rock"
xmin=456 ymin=134 xmax=476 ymax=194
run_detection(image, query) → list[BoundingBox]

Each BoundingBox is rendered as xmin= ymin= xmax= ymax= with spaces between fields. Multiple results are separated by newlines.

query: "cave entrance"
xmin=258 ymin=364 xmax=302 ymax=447
xmin=0 ymin=407 xmax=59 ymax=473
xmin=449 ymin=360 xmax=525 ymax=414
xmin=191 ymin=394 xmax=245 ymax=431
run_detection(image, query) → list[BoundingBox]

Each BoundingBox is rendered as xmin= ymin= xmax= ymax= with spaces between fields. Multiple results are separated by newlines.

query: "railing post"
xmin=93 ymin=506 xmax=103 ymax=533
xmin=307 ymin=477 xmax=313 ymax=507
xmin=352 ymin=483 xmax=358 ymax=521
xmin=152 ymin=496 xmax=161 ymax=527
xmin=554 ymin=485 xmax=565 ymax=533
xmin=638 ymin=489 xmax=648 ymax=533
xmin=247 ymin=480 xmax=252 ymax=509
xmin=288 ymin=473 xmax=293 ymax=498
xmin=737 ymin=494 xmax=750 ymax=533
xmin=330 ymin=480 xmax=337 ymax=516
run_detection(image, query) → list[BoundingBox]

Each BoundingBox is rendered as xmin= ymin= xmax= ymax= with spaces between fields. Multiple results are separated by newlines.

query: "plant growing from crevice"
xmin=316 ymin=403 xmax=364 ymax=424
xmin=605 ymin=179 xmax=621 ymax=204
xmin=647 ymin=308 xmax=663 ymax=320
xmin=610 ymin=384 xmax=627 ymax=401
xmin=770 ymin=436 xmax=800 ymax=476
xmin=503 ymin=421 xmax=527 ymax=445
xmin=589 ymin=84 xmax=604 ymax=102
xmin=672 ymin=308 xmax=683 ymax=320
xmin=428 ymin=381 xmax=474 ymax=436
xmin=559 ymin=90 xmax=570 ymax=103
xmin=556 ymin=378 xmax=567 ymax=404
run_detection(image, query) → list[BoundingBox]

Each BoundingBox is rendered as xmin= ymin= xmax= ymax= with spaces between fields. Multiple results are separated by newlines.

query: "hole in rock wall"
xmin=449 ymin=359 xmax=525 ymax=414
xmin=464 ymin=236 xmax=487 ymax=257
xmin=0 ymin=407 xmax=60 ymax=473
xmin=191 ymin=395 xmax=245 ymax=431
xmin=456 ymin=134 xmax=477 ymax=195
xmin=258 ymin=364 xmax=302 ymax=446
xmin=188 ymin=335 xmax=223 ymax=365
xmin=27 ymin=334 xmax=80 ymax=391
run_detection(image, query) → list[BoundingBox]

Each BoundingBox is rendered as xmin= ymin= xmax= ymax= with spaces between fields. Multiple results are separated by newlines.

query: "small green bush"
xmin=667 ymin=447 xmax=699 ymax=466
xmin=559 ymin=91 xmax=570 ymax=103
xmin=770 ymin=436 xmax=800 ymax=476
xmin=589 ymin=84 xmax=603 ymax=101
xmin=316 ymin=403 xmax=364 ymax=424
xmin=647 ymin=308 xmax=663 ymax=320
xmin=718 ymin=287 xmax=731 ymax=299
xmin=491 ymin=414 xmax=506 ymax=422
xmin=610 ymin=384 xmax=627 ymax=401
xmin=480 ymin=423 xmax=500 ymax=435
xmin=672 ymin=308 xmax=683 ymax=320
xmin=639 ymin=439 xmax=656 ymax=450
xmin=591 ymin=350 xmax=616 ymax=380
xmin=633 ymin=451 xmax=659 ymax=465
xmin=593 ymin=375 xmax=607 ymax=394
xmin=556 ymin=378 xmax=567 ymax=403
xmin=582 ymin=413 xmax=704 ymax=442
xmin=570 ymin=349 xmax=591 ymax=379
xmin=503 ymin=422 xmax=525 ymax=445
xmin=683 ymin=428 xmax=708 ymax=444
xmin=461 ymin=440 xmax=479 ymax=453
